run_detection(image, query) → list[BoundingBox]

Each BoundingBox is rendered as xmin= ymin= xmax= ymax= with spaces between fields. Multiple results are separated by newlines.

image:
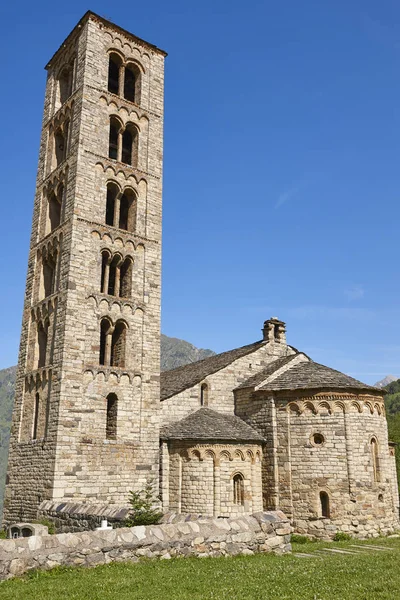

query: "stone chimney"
xmin=262 ymin=317 xmax=286 ymax=344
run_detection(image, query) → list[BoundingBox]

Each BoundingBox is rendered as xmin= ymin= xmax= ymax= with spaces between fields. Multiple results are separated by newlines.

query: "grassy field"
xmin=0 ymin=537 xmax=399 ymax=600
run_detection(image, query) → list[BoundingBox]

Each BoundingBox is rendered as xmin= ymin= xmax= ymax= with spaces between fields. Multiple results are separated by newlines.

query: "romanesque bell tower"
xmin=4 ymin=12 xmax=166 ymax=522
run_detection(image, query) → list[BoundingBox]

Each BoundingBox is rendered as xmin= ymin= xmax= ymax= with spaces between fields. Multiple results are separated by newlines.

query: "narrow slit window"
xmin=320 ymin=491 xmax=330 ymax=518
xmin=200 ymin=383 xmax=208 ymax=407
xmin=233 ymin=473 xmax=245 ymax=506
xmin=32 ymin=393 xmax=40 ymax=440
xmin=106 ymin=393 xmax=118 ymax=440
xmin=371 ymin=438 xmax=380 ymax=482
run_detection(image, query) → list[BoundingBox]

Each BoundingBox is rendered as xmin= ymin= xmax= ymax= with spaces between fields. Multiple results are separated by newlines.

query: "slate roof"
xmin=160 ymin=340 xmax=266 ymax=401
xmin=160 ymin=407 xmax=265 ymax=442
xmin=236 ymin=354 xmax=300 ymax=389
xmin=240 ymin=359 xmax=382 ymax=394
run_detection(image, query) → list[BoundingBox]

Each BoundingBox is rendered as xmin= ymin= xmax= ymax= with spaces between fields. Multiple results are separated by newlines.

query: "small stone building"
xmin=160 ymin=318 xmax=400 ymax=538
xmin=160 ymin=408 xmax=264 ymax=517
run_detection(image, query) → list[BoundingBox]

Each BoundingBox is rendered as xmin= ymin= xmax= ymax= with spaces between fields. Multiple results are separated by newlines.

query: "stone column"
xmin=160 ymin=441 xmax=170 ymax=511
xmin=344 ymin=409 xmax=356 ymax=499
xmin=114 ymin=193 xmax=121 ymax=229
xmin=117 ymin=131 xmax=123 ymax=163
xmin=105 ymin=331 xmax=112 ymax=366
xmin=213 ymin=459 xmax=221 ymax=517
xmin=118 ymin=65 xmax=124 ymax=97
xmin=102 ymin=261 xmax=110 ymax=294
xmin=115 ymin=264 xmax=121 ymax=298
xmin=177 ymin=454 xmax=182 ymax=513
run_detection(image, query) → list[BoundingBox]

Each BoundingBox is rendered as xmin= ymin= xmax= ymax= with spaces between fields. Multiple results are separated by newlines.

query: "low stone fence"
xmin=293 ymin=515 xmax=398 ymax=541
xmin=38 ymin=500 xmax=131 ymax=532
xmin=0 ymin=511 xmax=291 ymax=580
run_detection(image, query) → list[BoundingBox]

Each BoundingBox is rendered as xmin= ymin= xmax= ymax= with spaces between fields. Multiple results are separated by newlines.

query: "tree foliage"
xmin=125 ymin=482 xmax=163 ymax=527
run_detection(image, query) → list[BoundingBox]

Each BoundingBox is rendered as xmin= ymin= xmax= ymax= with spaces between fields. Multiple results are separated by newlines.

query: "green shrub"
xmin=125 ymin=482 xmax=163 ymax=527
xmin=291 ymin=534 xmax=310 ymax=544
xmin=0 ymin=529 xmax=7 ymax=539
xmin=333 ymin=531 xmax=352 ymax=542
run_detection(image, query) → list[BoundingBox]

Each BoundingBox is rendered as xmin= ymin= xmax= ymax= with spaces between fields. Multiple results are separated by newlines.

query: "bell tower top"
xmin=45 ymin=11 xmax=167 ymax=70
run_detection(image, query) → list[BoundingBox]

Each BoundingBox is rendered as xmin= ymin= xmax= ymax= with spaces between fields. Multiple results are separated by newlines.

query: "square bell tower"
xmin=4 ymin=12 xmax=166 ymax=522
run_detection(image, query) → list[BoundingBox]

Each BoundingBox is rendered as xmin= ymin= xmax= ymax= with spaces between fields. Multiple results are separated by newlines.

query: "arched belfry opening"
xmin=108 ymin=53 xmax=122 ymax=95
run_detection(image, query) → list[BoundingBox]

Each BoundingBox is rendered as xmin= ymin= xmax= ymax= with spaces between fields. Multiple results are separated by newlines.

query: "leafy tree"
xmin=125 ymin=482 xmax=163 ymax=527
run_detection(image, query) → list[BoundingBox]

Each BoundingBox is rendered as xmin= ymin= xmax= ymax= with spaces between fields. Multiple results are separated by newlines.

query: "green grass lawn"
xmin=1 ymin=537 xmax=399 ymax=600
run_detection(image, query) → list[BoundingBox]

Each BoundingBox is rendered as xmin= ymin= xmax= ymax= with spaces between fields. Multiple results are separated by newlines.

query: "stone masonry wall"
xmin=236 ymin=386 xmax=399 ymax=539
xmin=0 ymin=512 xmax=291 ymax=581
xmin=164 ymin=442 xmax=263 ymax=517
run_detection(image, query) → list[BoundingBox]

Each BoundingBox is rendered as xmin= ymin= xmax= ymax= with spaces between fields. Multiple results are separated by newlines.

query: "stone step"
xmin=294 ymin=552 xmax=319 ymax=558
xmin=350 ymin=544 xmax=394 ymax=551
xmin=316 ymin=548 xmax=359 ymax=555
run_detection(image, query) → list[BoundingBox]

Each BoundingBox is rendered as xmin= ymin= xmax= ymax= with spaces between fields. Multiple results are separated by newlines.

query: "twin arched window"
xmin=109 ymin=117 xmax=138 ymax=166
xmin=108 ymin=53 xmax=141 ymax=104
xmin=99 ymin=319 xmax=127 ymax=368
xmin=106 ymin=182 xmax=137 ymax=231
xmin=100 ymin=251 xmax=133 ymax=298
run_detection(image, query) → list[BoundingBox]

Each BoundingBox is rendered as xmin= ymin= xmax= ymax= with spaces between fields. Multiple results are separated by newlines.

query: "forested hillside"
xmin=0 ymin=367 xmax=16 ymax=516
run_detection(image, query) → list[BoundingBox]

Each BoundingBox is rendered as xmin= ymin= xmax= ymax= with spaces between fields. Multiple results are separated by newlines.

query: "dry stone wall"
xmin=0 ymin=512 xmax=291 ymax=581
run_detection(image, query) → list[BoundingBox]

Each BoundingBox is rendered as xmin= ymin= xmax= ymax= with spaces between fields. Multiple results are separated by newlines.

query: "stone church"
xmin=4 ymin=12 xmax=399 ymax=539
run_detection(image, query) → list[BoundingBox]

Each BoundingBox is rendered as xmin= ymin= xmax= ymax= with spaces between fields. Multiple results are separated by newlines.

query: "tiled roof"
xmin=160 ymin=340 xmax=266 ymax=401
xmin=243 ymin=360 xmax=381 ymax=393
xmin=160 ymin=407 xmax=265 ymax=442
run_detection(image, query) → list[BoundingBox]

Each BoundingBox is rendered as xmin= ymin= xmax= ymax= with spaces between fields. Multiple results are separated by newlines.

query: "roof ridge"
xmin=162 ymin=340 xmax=264 ymax=376
xmin=254 ymin=353 xmax=308 ymax=390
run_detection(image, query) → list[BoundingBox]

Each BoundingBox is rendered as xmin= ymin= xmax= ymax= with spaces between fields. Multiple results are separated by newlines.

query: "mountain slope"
xmin=0 ymin=336 xmax=215 ymax=516
xmin=160 ymin=334 xmax=215 ymax=371
xmin=374 ymin=375 xmax=398 ymax=389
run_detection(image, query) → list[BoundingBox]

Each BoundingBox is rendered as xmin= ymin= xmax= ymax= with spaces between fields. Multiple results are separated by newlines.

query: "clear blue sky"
xmin=1 ymin=1 xmax=400 ymax=384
